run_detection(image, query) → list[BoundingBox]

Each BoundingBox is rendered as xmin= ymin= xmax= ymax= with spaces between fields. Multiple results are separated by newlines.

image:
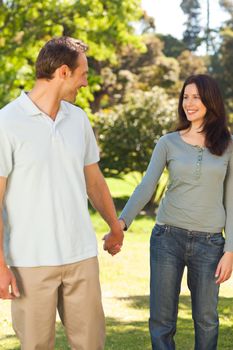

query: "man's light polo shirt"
xmin=0 ymin=91 xmax=100 ymax=267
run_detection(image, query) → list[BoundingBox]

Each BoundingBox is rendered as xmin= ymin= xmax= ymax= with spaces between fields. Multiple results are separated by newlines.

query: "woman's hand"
xmin=215 ymin=252 xmax=233 ymax=284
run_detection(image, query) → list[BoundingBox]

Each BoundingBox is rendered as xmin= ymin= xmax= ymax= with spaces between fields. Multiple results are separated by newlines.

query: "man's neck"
xmin=28 ymin=81 xmax=62 ymax=120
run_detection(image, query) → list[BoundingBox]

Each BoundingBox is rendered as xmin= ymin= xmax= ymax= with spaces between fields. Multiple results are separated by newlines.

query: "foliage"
xmin=0 ymin=0 xmax=233 ymax=175
xmin=97 ymin=87 xmax=176 ymax=177
xmin=0 ymin=0 xmax=143 ymax=113
xmin=180 ymin=0 xmax=202 ymax=51
xmin=211 ymin=1 xmax=233 ymax=120
xmin=158 ymin=34 xmax=186 ymax=58
xmin=92 ymin=34 xmax=182 ymax=112
xmin=139 ymin=56 xmax=180 ymax=90
xmin=177 ymin=50 xmax=207 ymax=80
xmin=219 ymin=0 xmax=233 ymax=16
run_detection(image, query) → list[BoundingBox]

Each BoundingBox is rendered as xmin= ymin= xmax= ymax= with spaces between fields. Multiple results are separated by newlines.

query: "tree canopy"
xmin=0 ymin=0 xmax=143 ymax=111
xmin=0 ymin=0 xmax=232 ymax=178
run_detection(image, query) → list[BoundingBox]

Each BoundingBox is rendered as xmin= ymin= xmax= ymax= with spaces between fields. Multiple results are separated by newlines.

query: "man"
xmin=0 ymin=37 xmax=123 ymax=350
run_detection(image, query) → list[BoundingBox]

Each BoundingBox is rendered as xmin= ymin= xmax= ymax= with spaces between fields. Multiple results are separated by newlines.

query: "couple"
xmin=0 ymin=37 xmax=232 ymax=350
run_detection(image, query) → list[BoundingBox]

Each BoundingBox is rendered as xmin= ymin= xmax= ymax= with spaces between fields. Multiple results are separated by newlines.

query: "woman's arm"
xmin=119 ymin=136 xmax=168 ymax=229
xmin=216 ymin=146 xmax=233 ymax=284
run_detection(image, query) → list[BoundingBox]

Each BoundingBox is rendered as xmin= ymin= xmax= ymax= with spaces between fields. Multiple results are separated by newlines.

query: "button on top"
xmin=195 ymin=148 xmax=204 ymax=178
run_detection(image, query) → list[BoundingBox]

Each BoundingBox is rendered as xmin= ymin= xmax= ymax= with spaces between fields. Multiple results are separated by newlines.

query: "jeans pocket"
xmin=150 ymin=224 xmax=166 ymax=245
xmin=208 ymin=234 xmax=225 ymax=248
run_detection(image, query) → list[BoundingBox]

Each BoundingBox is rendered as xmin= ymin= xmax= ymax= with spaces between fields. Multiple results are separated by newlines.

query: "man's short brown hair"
xmin=35 ymin=37 xmax=88 ymax=80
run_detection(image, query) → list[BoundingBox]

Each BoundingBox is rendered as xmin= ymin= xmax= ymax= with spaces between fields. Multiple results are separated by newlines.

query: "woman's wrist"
xmin=118 ymin=218 xmax=127 ymax=231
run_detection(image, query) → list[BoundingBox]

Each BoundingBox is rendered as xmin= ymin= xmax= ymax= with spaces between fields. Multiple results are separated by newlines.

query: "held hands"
xmin=0 ymin=265 xmax=20 ymax=299
xmin=103 ymin=219 xmax=125 ymax=256
xmin=215 ymin=252 xmax=233 ymax=284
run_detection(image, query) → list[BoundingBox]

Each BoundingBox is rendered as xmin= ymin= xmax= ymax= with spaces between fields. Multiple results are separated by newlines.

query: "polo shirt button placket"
xmin=51 ymin=125 xmax=56 ymax=141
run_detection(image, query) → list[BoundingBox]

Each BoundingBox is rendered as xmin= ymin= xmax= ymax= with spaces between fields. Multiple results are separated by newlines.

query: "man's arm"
xmin=0 ymin=177 xmax=20 ymax=299
xmin=84 ymin=163 xmax=124 ymax=255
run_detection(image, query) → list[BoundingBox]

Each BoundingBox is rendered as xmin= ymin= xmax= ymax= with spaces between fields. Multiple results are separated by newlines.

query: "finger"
xmin=215 ymin=264 xmax=222 ymax=284
xmin=109 ymin=247 xmax=121 ymax=255
xmin=109 ymin=245 xmax=121 ymax=252
xmin=0 ymin=290 xmax=15 ymax=300
xmin=215 ymin=263 xmax=221 ymax=280
xmin=220 ymin=271 xmax=231 ymax=284
xmin=216 ymin=270 xmax=227 ymax=284
xmin=11 ymin=278 xmax=20 ymax=298
xmin=216 ymin=273 xmax=223 ymax=284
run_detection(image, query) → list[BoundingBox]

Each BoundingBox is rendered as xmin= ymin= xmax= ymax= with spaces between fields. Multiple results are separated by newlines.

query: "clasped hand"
xmin=103 ymin=220 xmax=125 ymax=256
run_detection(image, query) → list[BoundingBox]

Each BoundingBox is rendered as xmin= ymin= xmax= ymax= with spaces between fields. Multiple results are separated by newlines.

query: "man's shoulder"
xmin=0 ymin=97 xmax=21 ymax=126
xmin=62 ymin=100 xmax=86 ymax=118
xmin=61 ymin=101 xmax=92 ymax=129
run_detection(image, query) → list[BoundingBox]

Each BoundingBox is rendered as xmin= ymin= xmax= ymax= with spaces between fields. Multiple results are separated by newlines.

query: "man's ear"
xmin=57 ymin=65 xmax=71 ymax=79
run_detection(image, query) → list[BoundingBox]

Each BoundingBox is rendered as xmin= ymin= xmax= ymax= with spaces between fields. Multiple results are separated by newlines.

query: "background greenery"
xmin=0 ymin=0 xmax=233 ymax=348
xmin=1 ymin=0 xmax=233 ymax=184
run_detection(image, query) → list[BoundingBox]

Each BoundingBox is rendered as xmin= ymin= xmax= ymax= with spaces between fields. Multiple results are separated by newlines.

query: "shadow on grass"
xmin=1 ymin=296 xmax=232 ymax=350
xmin=105 ymin=317 xmax=151 ymax=350
xmin=113 ymin=294 xmax=233 ymax=350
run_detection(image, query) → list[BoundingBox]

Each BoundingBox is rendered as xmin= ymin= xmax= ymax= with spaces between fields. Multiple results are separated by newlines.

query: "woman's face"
xmin=182 ymin=83 xmax=207 ymax=125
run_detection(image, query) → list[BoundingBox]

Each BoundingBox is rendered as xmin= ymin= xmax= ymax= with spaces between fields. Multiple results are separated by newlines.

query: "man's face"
xmin=63 ymin=52 xmax=88 ymax=103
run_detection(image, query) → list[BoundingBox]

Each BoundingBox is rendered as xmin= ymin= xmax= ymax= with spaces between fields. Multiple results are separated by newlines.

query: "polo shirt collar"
xmin=18 ymin=91 xmax=41 ymax=116
xmin=18 ymin=91 xmax=70 ymax=118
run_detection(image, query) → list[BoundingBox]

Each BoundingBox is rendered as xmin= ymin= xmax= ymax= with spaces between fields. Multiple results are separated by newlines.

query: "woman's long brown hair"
xmin=176 ymin=74 xmax=232 ymax=155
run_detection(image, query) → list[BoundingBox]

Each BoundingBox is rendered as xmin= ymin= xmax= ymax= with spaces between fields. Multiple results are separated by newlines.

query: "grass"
xmin=0 ymin=176 xmax=233 ymax=349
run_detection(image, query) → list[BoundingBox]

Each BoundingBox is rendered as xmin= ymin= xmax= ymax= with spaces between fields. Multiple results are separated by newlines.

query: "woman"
xmin=118 ymin=75 xmax=233 ymax=349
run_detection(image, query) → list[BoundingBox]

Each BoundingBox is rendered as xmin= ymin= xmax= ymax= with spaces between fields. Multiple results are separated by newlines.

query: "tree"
xmin=219 ymin=0 xmax=233 ymax=15
xmin=96 ymin=86 xmax=177 ymax=177
xmin=210 ymin=0 xmax=233 ymax=120
xmin=0 ymin=0 xmax=143 ymax=113
xmin=178 ymin=50 xmax=207 ymax=80
xmin=158 ymin=34 xmax=186 ymax=58
xmin=180 ymin=0 xmax=202 ymax=51
xmin=91 ymin=34 xmax=182 ymax=112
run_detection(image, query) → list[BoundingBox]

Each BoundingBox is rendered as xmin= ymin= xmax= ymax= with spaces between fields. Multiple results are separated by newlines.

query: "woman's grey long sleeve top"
xmin=120 ymin=131 xmax=233 ymax=251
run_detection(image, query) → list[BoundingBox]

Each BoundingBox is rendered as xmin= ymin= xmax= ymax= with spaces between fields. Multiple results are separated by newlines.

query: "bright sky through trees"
xmin=141 ymin=0 xmax=230 ymax=39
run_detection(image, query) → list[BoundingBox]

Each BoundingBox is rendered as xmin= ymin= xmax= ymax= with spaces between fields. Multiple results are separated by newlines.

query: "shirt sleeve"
xmin=224 ymin=146 xmax=233 ymax=252
xmin=0 ymin=126 xmax=13 ymax=177
xmin=119 ymin=136 xmax=168 ymax=229
xmin=83 ymin=114 xmax=100 ymax=166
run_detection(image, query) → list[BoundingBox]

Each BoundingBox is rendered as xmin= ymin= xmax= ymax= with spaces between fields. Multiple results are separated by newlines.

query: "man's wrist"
xmin=108 ymin=220 xmax=123 ymax=234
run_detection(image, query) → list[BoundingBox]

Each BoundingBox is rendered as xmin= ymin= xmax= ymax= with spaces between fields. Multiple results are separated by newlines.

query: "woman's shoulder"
xmin=153 ymin=132 xmax=179 ymax=154
xmin=157 ymin=131 xmax=179 ymax=145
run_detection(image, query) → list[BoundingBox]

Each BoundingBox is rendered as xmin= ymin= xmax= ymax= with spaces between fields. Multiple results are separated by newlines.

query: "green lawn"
xmin=0 ymin=176 xmax=233 ymax=349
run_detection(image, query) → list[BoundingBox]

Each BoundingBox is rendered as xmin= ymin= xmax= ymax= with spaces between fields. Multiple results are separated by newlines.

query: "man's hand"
xmin=0 ymin=265 xmax=20 ymax=299
xmin=103 ymin=221 xmax=124 ymax=256
xmin=215 ymin=251 xmax=233 ymax=284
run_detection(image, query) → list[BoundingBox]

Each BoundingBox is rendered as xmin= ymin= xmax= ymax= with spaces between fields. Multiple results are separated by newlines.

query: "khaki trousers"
xmin=11 ymin=257 xmax=105 ymax=350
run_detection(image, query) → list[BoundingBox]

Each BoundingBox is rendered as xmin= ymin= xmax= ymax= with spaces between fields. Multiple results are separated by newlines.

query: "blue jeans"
xmin=149 ymin=224 xmax=224 ymax=350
